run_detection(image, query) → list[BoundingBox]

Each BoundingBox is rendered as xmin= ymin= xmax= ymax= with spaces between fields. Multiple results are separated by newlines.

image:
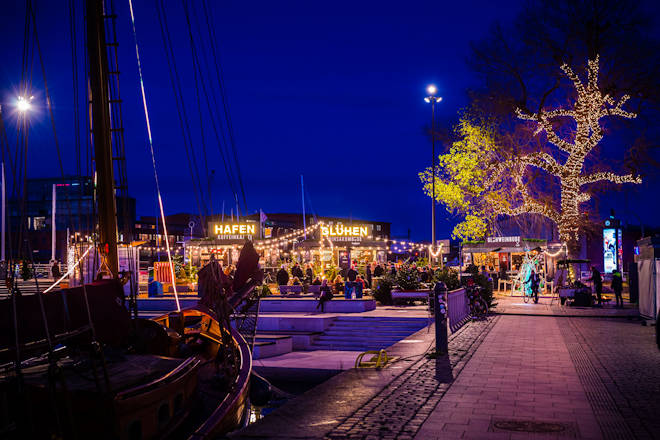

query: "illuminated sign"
xmin=208 ymin=222 xmax=258 ymax=240
xmin=486 ymin=236 xmax=521 ymax=246
xmin=603 ymin=228 xmax=617 ymax=273
xmin=321 ymin=225 xmax=368 ymax=237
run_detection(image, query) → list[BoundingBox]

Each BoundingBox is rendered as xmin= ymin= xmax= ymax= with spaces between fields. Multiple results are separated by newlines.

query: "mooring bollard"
xmin=434 ymin=281 xmax=448 ymax=354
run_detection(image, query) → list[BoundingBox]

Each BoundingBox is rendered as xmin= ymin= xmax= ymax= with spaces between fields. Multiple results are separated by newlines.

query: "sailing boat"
xmin=0 ymin=1 xmax=259 ymax=438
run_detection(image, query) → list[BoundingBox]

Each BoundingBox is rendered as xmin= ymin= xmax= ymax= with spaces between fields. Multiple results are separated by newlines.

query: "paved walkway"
xmin=416 ymin=315 xmax=605 ymax=439
xmin=493 ymin=295 xmax=639 ymax=318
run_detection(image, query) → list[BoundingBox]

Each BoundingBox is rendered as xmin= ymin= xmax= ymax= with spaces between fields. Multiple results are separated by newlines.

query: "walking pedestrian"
xmin=611 ymin=269 xmax=623 ymax=308
xmin=316 ymin=279 xmax=333 ymax=312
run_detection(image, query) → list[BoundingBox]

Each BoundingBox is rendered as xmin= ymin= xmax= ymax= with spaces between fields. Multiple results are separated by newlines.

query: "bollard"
xmin=434 ymin=281 xmax=448 ymax=354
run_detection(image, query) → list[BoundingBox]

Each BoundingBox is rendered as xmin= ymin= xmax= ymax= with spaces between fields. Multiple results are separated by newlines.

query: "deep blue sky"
xmin=1 ymin=0 xmax=658 ymax=241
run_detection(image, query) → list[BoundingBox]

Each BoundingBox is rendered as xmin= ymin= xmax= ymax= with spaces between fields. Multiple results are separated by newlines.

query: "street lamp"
xmin=16 ymin=96 xmax=34 ymax=113
xmin=424 ymin=85 xmax=442 ymax=264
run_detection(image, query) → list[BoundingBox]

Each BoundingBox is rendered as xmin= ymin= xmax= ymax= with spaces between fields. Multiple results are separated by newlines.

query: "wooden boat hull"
xmin=151 ymin=307 xmax=252 ymax=440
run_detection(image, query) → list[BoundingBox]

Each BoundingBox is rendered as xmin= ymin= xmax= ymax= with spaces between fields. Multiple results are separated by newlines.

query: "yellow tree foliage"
xmin=419 ymin=117 xmax=510 ymax=241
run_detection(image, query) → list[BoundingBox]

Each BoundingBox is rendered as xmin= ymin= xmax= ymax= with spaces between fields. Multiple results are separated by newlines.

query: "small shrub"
xmin=432 ymin=266 xmax=460 ymax=290
xmin=394 ymin=263 xmax=421 ymax=291
xmin=373 ymin=275 xmax=394 ymax=305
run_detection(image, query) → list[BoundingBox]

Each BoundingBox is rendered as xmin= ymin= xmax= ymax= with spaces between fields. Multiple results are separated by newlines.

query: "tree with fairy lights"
xmin=490 ymin=56 xmax=642 ymax=246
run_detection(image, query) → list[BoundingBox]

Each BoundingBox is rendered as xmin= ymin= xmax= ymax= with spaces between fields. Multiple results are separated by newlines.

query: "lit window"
xmin=34 ymin=217 xmax=47 ymax=230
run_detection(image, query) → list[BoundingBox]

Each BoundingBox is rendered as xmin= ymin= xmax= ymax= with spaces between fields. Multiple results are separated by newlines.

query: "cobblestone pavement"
xmin=567 ymin=318 xmax=660 ymax=439
xmin=324 ymin=316 xmax=499 ymax=440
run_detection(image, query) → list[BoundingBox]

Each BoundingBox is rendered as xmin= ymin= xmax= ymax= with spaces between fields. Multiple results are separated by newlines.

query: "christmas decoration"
xmin=491 ymin=56 xmax=642 ymax=243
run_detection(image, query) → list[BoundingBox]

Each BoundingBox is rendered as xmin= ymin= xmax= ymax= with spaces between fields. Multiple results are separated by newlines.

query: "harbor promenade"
xmin=230 ymin=297 xmax=660 ymax=440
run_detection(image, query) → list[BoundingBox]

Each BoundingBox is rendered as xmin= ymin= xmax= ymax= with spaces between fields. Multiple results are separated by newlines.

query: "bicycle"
xmin=467 ymin=284 xmax=489 ymax=319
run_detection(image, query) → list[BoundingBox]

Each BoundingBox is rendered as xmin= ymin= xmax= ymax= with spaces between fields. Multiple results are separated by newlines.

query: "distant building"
xmin=8 ymin=176 xmax=135 ymax=262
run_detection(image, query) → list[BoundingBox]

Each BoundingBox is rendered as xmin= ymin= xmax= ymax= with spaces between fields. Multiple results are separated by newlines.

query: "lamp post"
xmin=424 ymin=86 xmax=442 ymax=265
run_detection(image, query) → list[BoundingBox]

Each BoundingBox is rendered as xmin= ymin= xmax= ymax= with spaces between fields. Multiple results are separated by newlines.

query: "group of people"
xmin=523 ymin=264 xmax=625 ymax=307
xmin=587 ymin=266 xmax=624 ymax=308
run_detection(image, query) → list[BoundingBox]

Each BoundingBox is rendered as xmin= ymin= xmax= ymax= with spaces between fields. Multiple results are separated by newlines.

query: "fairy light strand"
xmin=491 ymin=56 xmax=642 ymax=243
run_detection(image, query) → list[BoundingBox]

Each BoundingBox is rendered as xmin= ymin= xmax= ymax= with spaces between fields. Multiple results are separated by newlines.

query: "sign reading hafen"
xmin=209 ymin=222 xmax=259 ymax=240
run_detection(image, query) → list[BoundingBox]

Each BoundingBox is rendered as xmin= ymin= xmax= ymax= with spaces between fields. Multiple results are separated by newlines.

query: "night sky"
xmin=1 ymin=0 xmax=658 ymax=241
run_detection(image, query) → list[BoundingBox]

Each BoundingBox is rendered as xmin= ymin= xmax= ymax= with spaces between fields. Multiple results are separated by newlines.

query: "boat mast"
xmin=87 ymin=0 xmax=119 ymax=277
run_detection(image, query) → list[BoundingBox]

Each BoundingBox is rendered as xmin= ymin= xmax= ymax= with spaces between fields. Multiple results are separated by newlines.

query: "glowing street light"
xmin=424 ymin=85 xmax=442 ymax=264
xmin=16 ymin=96 xmax=34 ymax=113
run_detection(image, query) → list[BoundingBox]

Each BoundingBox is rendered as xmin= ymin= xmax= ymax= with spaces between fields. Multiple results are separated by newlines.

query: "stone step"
xmin=253 ymin=335 xmax=293 ymax=359
xmin=330 ymin=323 xmax=425 ymax=328
xmin=308 ymin=343 xmax=394 ymax=351
xmin=334 ymin=316 xmax=429 ymax=323
xmin=323 ymin=330 xmax=414 ymax=337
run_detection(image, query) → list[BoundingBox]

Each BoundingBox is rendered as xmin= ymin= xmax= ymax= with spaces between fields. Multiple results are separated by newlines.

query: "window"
xmin=376 ymin=225 xmax=381 ymax=231
xmin=33 ymin=217 xmax=47 ymax=230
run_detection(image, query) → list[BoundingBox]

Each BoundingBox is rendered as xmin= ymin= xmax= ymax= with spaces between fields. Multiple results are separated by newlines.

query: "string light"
xmin=492 ymin=56 xmax=642 ymax=243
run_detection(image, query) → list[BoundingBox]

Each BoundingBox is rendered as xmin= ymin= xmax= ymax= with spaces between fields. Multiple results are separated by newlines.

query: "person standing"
xmin=524 ymin=268 xmax=540 ymax=303
xmin=292 ymin=263 xmax=304 ymax=280
xmin=587 ymin=266 xmax=603 ymax=306
xmin=345 ymin=265 xmax=358 ymax=299
xmin=366 ymin=264 xmax=372 ymax=288
xmin=276 ymin=265 xmax=289 ymax=286
xmin=374 ymin=263 xmax=384 ymax=277
xmin=611 ymin=269 xmax=623 ymax=308
xmin=305 ymin=264 xmax=314 ymax=284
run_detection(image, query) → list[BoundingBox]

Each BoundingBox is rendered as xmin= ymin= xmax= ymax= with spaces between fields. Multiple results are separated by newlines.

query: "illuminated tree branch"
xmin=504 ymin=56 xmax=642 ymax=243
xmin=580 ymin=172 xmax=642 ymax=186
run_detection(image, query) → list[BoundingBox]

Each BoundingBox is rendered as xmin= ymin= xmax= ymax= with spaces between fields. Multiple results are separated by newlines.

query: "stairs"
xmin=309 ymin=316 xmax=429 ymax=352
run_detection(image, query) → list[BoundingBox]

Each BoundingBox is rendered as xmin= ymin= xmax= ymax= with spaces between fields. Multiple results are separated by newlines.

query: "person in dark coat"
xmin=366 ymin=264 xmax=372 ymax=288
xmin=373 ymin=264 xmax=384 ymax=277
xmin=305 ymin=264 xmax=314 ymax=284
xmin=587 ymin=266 xmax=603 ymax=306
xmin=420 ymin=268 xmax=429 ymax=283
xmin=291 ymin=263 xmax=304 ymax=279
xmin=611 ymin=269 xmax=623 ymax=308
xmin=333 ymin=275 xmax=344 ymax=296
xmin=345 ymin=266 xmax=359 ymax=299
xmin=316 ymin=279 xmax=333 ymax=312
xmin=276 ymin=265 xmax=289 ymax=286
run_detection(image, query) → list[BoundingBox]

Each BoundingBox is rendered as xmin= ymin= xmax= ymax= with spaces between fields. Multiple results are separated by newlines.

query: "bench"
xmin=278 ymin=285 xmax=303 ymax=295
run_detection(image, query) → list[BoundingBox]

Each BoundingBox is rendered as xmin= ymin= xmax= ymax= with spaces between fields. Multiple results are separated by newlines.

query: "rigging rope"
xmin=155 ymin=0 xmax=208 ymax=227
xmin=201 ymin=0 xmax=248 ymax=214
xmin=128 ymin=0 xmax=180 ymax=311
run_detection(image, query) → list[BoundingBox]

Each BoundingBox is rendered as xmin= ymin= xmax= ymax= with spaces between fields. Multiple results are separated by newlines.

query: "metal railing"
xmin=447 ymin=287 xmax=470 ymax=333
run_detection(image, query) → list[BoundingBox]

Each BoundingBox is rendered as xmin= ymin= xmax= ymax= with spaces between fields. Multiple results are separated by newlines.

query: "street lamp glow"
xmin=426 ymin=84 xmax=437 ymax=95
xmin=16 ymin=96 xmax=33 ymax=112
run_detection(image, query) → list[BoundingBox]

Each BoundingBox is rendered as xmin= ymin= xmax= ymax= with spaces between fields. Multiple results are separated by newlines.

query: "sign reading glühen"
xmin=321 ymin=224 xmax=370 ymax=243
xmin=209 ymin=222 xmax=258 ymax=240
xmin=321 ymin=224 xmax=368 ymax=237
